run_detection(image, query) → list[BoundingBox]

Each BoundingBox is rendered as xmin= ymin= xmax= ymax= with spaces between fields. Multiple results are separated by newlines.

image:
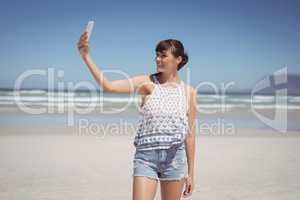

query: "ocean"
xmin=0 ymin=89 xmax=299 ymax=133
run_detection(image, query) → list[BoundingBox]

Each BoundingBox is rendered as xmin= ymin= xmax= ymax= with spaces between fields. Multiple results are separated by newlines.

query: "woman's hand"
xmin=77 ymin=31 xmax=89 ymax=57
xmin=183 ymin=175 xmax=194 ymax=198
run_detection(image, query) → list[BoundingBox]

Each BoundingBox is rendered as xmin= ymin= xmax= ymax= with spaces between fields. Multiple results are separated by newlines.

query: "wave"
xmin=0 ymin=90 xmax=299 ymax=110
xmin=289 ymin=96 xmax=300 ymax=103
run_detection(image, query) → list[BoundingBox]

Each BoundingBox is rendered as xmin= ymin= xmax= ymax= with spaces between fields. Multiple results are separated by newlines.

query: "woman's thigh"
xmin=160 ymin=179 xmax=185 ymax=200
xmin=132 ymin=176 xmax=158 ymax=200
xmin=159 ymin=145 xmax=187 ymax=199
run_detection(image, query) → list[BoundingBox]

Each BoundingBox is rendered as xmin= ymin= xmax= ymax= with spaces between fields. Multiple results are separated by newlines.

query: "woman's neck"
xmin=157 ymin=72 xmax=181 ymax=84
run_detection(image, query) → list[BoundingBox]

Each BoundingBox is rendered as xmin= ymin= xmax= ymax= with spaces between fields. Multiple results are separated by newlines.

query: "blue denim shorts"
xmin=132 ymin=143 xmax=188 ymax=181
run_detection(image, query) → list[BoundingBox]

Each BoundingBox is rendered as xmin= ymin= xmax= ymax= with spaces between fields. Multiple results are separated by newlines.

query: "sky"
xmin=0 ymin=0 xmax=299 ymax=91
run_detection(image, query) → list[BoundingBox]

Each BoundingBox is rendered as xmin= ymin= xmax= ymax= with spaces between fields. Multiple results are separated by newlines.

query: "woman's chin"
xmin=157 ymin=67 xmax=164 ymax=72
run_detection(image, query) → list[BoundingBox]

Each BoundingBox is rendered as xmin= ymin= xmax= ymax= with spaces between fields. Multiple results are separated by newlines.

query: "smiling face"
xmin=155 ymin=50 xmax=182 ymax=73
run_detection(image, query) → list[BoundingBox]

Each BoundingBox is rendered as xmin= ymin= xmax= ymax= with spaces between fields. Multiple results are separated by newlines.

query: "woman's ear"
xmin=176 ymin=56 xmax=183 ymax=65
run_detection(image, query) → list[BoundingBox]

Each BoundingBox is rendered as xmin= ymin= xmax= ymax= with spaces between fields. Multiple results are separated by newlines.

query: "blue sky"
xmin=0 ymin=0 xmax=299 ymax=90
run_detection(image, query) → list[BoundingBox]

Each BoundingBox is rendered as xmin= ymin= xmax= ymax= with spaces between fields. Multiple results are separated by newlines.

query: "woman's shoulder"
xmin=135 ymin=73 xmax=158 ymax=95
xmin=136 ymin=73 xmax=158 ymax=83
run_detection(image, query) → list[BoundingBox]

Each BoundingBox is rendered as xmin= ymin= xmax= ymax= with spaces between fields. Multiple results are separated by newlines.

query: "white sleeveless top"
xmin=133 ymin=74 xmax=189 ymax=151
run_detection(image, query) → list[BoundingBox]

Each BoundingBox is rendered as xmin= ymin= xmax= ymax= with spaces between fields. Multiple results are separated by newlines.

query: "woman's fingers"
xmin=78 ymin=43 xmax=89 ymax=49
xmin=80 ymin=31 xmax=88 ymax=38
xmin=77 ymin=35 xmax=89 ymax=47
xmin=79 ymin=36 xmax=88 ymax=43
xmin=183 ymin=186 xmax=191 ymax=197
xmin=77 ymin=41 xmax=88 ymax=48
xmin=80 ymin=34 xmax=88 ymax=40
xmin=78 ymin=45 xmax=87 ymax=49
xmin=183 ymin=177 xmax=193 ymax=197
xmin=79 ymin=32 xmax=88 ymax=45
xmin=77 ymin=31 xmax=90 ymax=56
xmin=78 ymin=41 xmax=89 ymax=45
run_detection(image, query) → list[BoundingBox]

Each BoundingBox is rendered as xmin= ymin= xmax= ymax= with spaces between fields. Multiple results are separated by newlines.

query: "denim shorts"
xmin=132 ymin=143 xmax=188 ymax=181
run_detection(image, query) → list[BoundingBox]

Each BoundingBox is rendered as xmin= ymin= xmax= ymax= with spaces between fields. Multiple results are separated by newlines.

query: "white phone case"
xmin=85 ymin=21 xmax=94 ymax=40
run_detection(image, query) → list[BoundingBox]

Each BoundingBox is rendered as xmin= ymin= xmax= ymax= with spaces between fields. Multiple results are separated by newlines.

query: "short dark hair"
xmin=155 ymin=39 xmax=189 ymax=71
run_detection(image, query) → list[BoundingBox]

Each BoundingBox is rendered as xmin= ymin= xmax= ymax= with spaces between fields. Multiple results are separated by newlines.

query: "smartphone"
xmin=85 ymin=20 xmax=94 ymax=40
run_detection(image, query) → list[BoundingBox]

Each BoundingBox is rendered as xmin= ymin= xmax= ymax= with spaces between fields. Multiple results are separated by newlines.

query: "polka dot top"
xmin=133 ymin=74 xmax=189 ymax=151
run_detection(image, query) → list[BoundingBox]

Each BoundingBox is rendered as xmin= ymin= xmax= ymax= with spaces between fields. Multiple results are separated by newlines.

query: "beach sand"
xmin=0 ymin=125 xmax=300 ymax=199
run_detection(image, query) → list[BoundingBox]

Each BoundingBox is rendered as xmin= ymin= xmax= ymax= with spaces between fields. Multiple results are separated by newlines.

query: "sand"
xmin=0 ymin=125 xmax=300 ymax=200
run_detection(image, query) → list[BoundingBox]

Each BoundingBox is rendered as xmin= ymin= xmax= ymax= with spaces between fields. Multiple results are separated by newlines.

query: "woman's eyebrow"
xmin=156 ymin=51 xmax=166 ymax=55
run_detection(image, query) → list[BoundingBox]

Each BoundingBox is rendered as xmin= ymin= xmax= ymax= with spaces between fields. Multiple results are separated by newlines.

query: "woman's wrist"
xmin=185 ymin=174 xmax=194 ymax=181
xmin=81 ymin=53 xmax=90 ymax=60
xmin=188 ymin=171 xmax=194 ymax=178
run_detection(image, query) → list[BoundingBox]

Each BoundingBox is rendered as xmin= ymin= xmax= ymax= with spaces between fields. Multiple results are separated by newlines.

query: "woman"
xmin=77 ymin=31 xmax=196 ymax=200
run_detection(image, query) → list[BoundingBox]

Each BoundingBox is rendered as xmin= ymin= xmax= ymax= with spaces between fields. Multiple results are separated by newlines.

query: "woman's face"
xmin=155 ymin=50 xmax=181 ymax=73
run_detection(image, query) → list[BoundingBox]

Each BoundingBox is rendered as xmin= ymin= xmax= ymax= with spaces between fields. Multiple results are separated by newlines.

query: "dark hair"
xmin=155 ymin=39 xmax=189 ymax=71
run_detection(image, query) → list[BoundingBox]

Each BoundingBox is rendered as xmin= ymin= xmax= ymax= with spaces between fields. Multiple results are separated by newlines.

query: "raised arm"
xmin=77 ymin=31 xmax=149 ymax=94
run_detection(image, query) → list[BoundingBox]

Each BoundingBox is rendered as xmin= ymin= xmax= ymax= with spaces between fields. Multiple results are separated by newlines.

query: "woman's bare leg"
xmin=132 ymin=176 xmax=158 ymax=200
xmin=160 ymin=178 xmax=185 ymax=200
